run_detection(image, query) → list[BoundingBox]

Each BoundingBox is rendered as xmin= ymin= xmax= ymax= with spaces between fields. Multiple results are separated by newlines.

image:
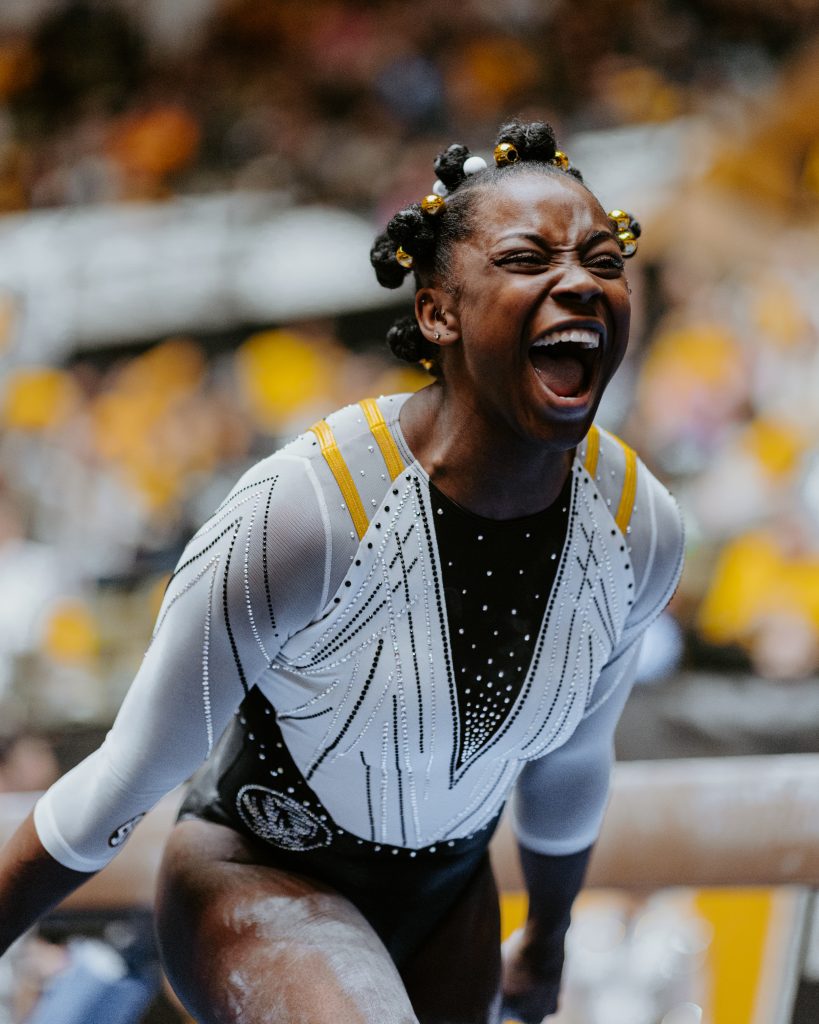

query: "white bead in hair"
xmin=432 ymin=179 xmax=449 ymax=197
xmin=463 ymin=155 xmax=488 ymax=176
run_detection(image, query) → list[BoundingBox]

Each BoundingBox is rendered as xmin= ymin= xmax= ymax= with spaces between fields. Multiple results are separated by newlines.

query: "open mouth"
xmin=528 ymin=327 xmax=602 ymax=401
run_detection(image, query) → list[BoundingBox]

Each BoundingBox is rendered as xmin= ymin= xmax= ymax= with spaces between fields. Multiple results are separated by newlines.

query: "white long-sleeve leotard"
xmin=34 ymin=394 xmax=684 ymax=870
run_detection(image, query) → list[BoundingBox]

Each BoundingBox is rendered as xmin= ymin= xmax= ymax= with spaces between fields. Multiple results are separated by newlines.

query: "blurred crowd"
xmin=0 ymin=0 xmax=816 ymax=216
xmin=0 ymin=326 xmax=426 ymax=728
xmin=1 ymin=0 xmax=819 ymax=735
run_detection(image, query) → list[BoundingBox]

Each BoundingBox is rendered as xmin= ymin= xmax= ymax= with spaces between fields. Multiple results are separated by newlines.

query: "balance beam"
xmin=1 ymin=754 xmax=817 ymax=910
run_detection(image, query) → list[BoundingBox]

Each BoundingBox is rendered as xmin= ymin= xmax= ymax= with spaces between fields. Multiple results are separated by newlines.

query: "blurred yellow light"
xmin=605 ymin=65 xmax=682 ymax=123
xmin=235 ymin=329 xmax=328 ymax=430
xmin=465 ymin=39 xmax=539 ymax=99
xmin=109 ymin=105 xmax=201 ymax=178
xmin=698 ymin=531 xmax=819 ymax=645
xmin=698 ymin=533 xmax=777 ymax=644
xmin=149 ymin=574 xmax=172 ymax=621
xmin=640 ymin=324 xmax=741 ymax=388
xmin=126 ymin=463 xmax=182 ymax=511
xmin=118 ymin=337 xmax=206 ymax=399
xmin=373 ymin=365 xmax=432 ymax=397
xmin=2 ymin=367 xmax=77 ymax=431
xmin=752 ymin=281 xmax=810 ymax=347
xmin=740 ymin=418 xmax=807 ymax=478
xmin=42 ymin=598 xmax=99 ymax=663
xmin=0 ymin=38 xmax=38 ymax=99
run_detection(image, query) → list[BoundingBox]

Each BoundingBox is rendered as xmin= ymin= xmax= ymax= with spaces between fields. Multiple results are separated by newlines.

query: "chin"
xmin=525 ymin=371 xmax=603 ymax=445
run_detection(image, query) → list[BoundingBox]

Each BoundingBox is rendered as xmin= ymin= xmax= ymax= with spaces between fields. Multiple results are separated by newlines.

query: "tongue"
xmin=530 ymin=350 xmax=586 ymax=397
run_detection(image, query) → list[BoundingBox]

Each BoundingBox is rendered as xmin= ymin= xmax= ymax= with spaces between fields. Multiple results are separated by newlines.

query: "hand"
xmin=500 ymin=927 xmax=563 ymax=1023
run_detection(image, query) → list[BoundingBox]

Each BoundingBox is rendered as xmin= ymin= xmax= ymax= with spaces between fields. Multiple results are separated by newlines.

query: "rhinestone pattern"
xmin=267 ymin=452 xmax=635 ymax=849
xmin=429 ymin=475 xmax=572 ymax=772
xmin=37 ymin=400 xmax=685 ymax=874
xmin=151 ymin=403 xmax=638 ymax=855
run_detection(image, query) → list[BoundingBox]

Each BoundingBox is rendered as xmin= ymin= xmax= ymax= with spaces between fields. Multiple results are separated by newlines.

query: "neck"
xmin=399 ymin=383 xmax=574 ymax=519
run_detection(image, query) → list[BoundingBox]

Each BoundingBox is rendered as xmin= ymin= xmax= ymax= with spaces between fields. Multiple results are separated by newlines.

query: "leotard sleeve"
xmin=34 ymin=453 xmax=331 ymax=871
xmin=510 ymin=460 xmax=685 ymax=855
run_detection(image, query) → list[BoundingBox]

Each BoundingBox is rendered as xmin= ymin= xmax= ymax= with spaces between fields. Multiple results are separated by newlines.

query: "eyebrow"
xmin=496 ymin=228 xmax=618 ymax=247
xmin=584 ymin=229 xmax=619 ymax=247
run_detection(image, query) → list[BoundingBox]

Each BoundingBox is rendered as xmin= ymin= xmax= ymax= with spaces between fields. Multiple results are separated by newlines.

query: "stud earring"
xmin=434 ymin=331 xmax=441 ymax=340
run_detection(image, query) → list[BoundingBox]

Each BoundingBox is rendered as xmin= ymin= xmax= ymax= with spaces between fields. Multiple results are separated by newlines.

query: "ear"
xmin=415 ymin=287 xmax=461 ymax=348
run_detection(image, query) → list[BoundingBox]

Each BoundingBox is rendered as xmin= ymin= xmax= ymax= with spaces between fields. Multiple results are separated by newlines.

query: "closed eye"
xmin=493 ymin=250 xmax=548 ymax=269
xmin=585 ymin=253 xmax=625 ymax=273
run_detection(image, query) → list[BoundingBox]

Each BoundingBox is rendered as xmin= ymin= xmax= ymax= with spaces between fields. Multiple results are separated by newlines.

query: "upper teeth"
xmin=532 ymin=329 xmax=600 ymax=349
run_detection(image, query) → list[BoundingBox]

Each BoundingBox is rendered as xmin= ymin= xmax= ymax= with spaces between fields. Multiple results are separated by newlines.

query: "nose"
xmin=550 ymin=264 xmax=604 ymax=306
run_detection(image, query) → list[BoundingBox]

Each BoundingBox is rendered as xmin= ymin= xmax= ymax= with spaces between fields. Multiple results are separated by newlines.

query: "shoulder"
xmin=279 ymin=395 xmax=409 ymax=464
xmin=228 ymin=395 xmax=405 ymax=499
xmin=217 ymin=442 xmax=321 ymax=514
xmin=581 ymin=425 xmax=685 ymax=636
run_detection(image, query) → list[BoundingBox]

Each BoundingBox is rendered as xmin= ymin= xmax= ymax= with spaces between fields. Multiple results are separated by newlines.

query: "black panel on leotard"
xmin=429 ymin=472 xmax=573 ymax=771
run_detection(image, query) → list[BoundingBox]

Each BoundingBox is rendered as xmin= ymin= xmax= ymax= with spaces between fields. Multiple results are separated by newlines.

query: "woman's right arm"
xmin=0 ymin=813 xmax=92 ymax=956
xmin=0 ymin=450 xmax=331 ymax=954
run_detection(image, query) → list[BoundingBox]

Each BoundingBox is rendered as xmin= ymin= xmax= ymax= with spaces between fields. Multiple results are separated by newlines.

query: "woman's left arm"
xmin=503 ymin=465 xmax=686 ymax=1021
xmin=501 ymin=640 xmax=643 ymax=1022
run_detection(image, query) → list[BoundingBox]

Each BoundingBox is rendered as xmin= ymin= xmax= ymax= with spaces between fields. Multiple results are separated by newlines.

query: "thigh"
xmin=155 ymin=818 xmax=418 ymax=1024
xmin=399 ymin=855 xmax=502 ymax=1024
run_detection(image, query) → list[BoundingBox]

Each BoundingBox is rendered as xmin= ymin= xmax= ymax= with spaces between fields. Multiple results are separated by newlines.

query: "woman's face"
xmin=441 ymin=172 xmax=631 ymax=450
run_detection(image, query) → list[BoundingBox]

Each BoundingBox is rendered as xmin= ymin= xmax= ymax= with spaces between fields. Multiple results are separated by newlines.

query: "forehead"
xmin=466 ymin=172 xmax=611 ymax=246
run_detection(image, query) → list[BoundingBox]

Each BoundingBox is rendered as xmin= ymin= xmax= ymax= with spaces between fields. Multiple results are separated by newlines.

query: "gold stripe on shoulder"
xmin=359 ymin=398 xmax=405 ymax=482
xmin=311 ymin=418 xmax=369 ymax=540
xmin=583 ymin=424 xmax=600 ymax=477
xmin=613 ymin=435 xmax=638 ymax=534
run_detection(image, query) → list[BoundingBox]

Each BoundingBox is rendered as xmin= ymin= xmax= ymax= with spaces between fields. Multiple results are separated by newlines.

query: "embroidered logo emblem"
xmin=236 ymin=785 xmax=333 ymax=851
xmin=108 ymin=812 xmax=146 ymax=848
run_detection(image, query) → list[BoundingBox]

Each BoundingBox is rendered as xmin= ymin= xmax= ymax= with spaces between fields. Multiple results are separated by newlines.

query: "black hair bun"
xmin=434 ymin=143 xmax=471 ymax=191
xmin=495 ymin=119 xmax=557 ymax=163
xmin=386 ymin=206 xmax=436 ymax=257
xmin=386 ymin=314 xmax=436 ymax=364
xmin=370 ymin=231 xmax=409 ymax=289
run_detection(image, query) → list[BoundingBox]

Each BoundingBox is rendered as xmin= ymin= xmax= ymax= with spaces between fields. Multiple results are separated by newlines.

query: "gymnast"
xmin=0 ymin=119 xmax=683 ymax=1023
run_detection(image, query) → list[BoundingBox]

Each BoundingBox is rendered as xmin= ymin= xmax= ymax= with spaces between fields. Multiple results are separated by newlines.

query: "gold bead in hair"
xmin=616 ymin=230 xmax=637 ymax=258
xmin=608 ymin=209 xmax=639 ymax=257
xmin=493 ymin=142 xmax=519 ymax=166
xmin=395 ymin=246 xmax=414 ymax=269
xmin=420 ymin=193 xmax=446 ymax=215
xmin=550 ymin=150 xmax=570 ymax=170
xmin=608 ymin=209 xmax=631 ymax=231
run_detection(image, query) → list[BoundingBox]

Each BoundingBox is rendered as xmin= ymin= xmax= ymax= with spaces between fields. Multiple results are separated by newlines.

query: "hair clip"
xmin=395 ymin=246 xmax=414 ymax=269
xmin=420 ymin=194 xmax=446 ymax=215
xmin=493 ymin=142 xmax=519 ymax=166
xmin=608 ymin=210 xmax=641 ymax=258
